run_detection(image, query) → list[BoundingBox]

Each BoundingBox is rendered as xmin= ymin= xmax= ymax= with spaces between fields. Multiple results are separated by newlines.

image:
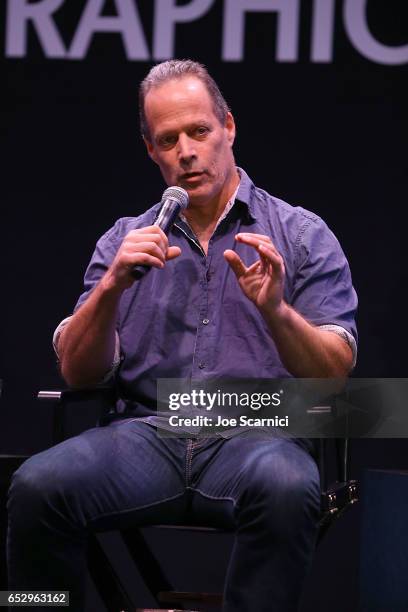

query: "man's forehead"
xmin=144 ymin=76 xmax=217 ymax=132
xmin=145 ymin=76 xmax=210 ymax=108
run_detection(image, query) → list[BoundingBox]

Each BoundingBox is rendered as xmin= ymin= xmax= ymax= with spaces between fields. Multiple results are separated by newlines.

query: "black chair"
xmin=33 ymin=387 xmax=358 ymax=612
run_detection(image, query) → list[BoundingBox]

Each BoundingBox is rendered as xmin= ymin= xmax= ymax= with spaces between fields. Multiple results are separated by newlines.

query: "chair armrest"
xmin=37 ymin=386 xmax=117 ymax=403
xmin=37 ymin=387 xmax=117 ymax=444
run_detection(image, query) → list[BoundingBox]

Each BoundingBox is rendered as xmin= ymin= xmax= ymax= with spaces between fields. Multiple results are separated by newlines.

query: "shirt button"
xmin=202 ymin=318 xmax=209 ymax=325
xmin=198 ymin=362 xmax=206 ymax=369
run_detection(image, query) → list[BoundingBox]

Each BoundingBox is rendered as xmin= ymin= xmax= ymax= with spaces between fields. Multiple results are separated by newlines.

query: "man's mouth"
xmin=180 ymin=171 xmax=204 ymax=182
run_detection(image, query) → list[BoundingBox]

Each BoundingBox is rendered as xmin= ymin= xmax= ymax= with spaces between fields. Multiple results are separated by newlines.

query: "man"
xmin=8 ymin=60 xmax=357 ymax=611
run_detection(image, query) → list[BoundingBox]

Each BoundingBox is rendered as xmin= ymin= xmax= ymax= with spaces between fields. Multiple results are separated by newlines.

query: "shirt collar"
xmin=235 ymin=167 xmax=257 ymax=221
xmin=179 ymin=173 xmax=240 ymax=230
xmin=179 ymin=166 xmax=257 ymax=227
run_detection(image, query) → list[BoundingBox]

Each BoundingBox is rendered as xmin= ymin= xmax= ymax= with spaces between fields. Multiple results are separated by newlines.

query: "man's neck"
xmin=183 ymin=168 xmax=240 ymax=246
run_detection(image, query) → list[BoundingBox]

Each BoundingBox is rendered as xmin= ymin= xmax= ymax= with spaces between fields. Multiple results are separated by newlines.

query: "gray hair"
xmin=139 ymin=59 xmax=230 ymax=140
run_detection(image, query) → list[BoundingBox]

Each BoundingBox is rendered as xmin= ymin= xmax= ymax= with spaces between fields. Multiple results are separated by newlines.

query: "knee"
xmin=241 ymin=444 xmax=320 ymax=525
xmin=8 ymin=455 xmax=65 ymax=523
xmin=9 ymin=457 xmax=47 ymax=504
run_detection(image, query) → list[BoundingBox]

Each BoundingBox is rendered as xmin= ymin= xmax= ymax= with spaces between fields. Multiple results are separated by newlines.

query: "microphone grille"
xmin=162 ymin=186 xmax=189 ymax=210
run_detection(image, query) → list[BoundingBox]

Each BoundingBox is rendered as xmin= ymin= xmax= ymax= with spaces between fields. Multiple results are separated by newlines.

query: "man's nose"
xmin=177 ymin=134 xmax=197 ymax=164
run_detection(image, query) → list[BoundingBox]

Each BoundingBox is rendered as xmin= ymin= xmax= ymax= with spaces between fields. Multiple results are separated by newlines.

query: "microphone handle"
xmin=131 ymin=200 xmax=181 ymax=280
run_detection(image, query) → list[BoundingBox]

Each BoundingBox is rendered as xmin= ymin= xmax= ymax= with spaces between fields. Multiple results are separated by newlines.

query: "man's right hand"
xmin=103 ymin=226 xmax=182 ymax=291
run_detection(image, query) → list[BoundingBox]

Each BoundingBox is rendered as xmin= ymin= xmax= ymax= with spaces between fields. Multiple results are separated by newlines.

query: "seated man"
xmin=7 ymin=59 xmax=357 ymax=611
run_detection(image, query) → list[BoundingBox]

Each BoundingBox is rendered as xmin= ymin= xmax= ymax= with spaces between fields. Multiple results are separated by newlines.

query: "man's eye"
xmin=160 ymin=135 xmax=177 ymax=147
xmin=195 ymin=127 xmax=209 ymax=137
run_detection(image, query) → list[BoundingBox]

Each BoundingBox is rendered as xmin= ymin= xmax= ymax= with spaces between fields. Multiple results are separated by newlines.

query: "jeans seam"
xmin=185 ymin=439 xmax=194 ymax=486
xmin=87 ymin=491 xmax=186 ymax=524
xmin=108 ymin=417 xmax=140 ymax=426
xmin=191 ymin=437 xmax=211 ymax=448
xmin=189 ymin=486 xmax=238 ymax=508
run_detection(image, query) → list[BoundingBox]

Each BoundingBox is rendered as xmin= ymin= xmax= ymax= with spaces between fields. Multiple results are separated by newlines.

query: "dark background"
xmin=1 ymin=1 xmax=407 ymax=610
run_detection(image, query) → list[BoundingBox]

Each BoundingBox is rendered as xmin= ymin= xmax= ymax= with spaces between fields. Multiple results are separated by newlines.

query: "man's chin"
xmin=185 ymin=187 xmax=213 ymax=207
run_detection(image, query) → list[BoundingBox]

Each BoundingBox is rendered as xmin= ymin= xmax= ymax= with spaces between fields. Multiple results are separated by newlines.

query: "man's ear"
xmin=143 ymin=136 xmax=158 ymax=164
xmin=225 ymin=112 xmax=236 ymax=147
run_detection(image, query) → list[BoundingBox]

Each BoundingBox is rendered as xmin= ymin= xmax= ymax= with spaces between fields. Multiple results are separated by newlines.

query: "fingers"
xmin=236 ymin=232 xmax=271 ymax=242
xmin=235 ymin=233 xmax=283 ymax=274
xmin=122 ymin=226 xmax=181 ymax=267
xmin=121 ymin=241 xmax=166 ymax=269
xmin=166 ymin=246 xmax=182 ymax=260
xmin=235 ymin=232 xmax=280 ymax=256
xmin=125 ymin=226 xmax=168 ymax=254
xmin=107 ymin=226 xmax=181 ymax=290
xmin=110 ymin=226 xmax=182 ymax=283
xmin=224 ymin=249 xmax=247 ymax=278
xmin=257 ymin=243 xmax=285 ymax=278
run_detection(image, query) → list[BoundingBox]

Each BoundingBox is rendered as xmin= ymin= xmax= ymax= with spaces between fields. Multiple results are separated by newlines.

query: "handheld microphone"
xmin=131 ymin=186 xmax=189 ymax=279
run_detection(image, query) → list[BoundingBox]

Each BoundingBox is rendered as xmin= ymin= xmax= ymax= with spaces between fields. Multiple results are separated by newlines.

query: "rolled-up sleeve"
xmin=291 ymin=217 xmax=358 ymax=363
xmin=52 ymin=315 xmax=122 ymax=382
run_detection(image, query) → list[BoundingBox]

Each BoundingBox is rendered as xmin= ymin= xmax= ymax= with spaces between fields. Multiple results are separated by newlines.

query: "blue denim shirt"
xmin=73 ymin=168 xmax=358 ymax=422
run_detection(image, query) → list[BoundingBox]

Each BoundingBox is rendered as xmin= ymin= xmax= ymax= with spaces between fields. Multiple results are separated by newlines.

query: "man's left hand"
xmin=224 ymin=233 xmax=285 ymax=314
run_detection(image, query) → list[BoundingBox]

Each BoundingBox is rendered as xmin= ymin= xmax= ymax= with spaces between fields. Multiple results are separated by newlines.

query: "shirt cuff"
xmin=52 ymin=316 xmax=122 ymax=382
xmin=318 ymin=324 xmax=357 ymax=369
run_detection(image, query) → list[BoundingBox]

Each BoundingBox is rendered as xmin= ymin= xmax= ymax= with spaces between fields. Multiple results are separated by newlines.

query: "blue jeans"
xmin=7 ymin=419 xmax=320 ymax=611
